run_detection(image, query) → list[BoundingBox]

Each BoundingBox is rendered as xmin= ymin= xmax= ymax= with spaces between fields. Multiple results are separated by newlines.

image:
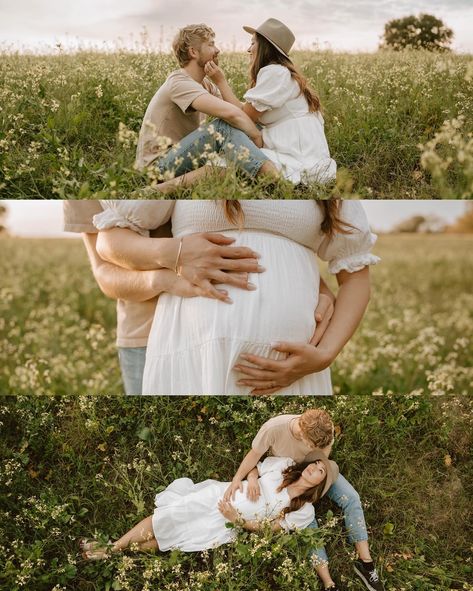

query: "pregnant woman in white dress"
xmin=82 ymin=454 xmax=339 ymax=584
xmin=94 ymin=199 xmax=379 ymax=395
xmin=203 ymin=18 xmax=337 ymax=185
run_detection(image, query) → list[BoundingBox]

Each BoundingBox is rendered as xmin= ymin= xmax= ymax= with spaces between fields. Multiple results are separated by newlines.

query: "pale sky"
xmin=1 ymin=0 xmax=472 ymax=53
xmin=1 ymin=200 xmax=468 ymax=237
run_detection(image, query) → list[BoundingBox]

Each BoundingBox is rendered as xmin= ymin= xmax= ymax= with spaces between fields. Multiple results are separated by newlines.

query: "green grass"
xmin=0 ymin=49 xmax=472 ymax=198
xmin=0 ymin=395 xmax=471 ymax=590
xmin=0 ymin=234 xmax=472 ymax=396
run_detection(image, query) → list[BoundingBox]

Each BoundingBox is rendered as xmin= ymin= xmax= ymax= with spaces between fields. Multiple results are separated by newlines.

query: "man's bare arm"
xmin=191 ymin=94 xmax=263 ymax=146
xmin=83 ymin=234 xmax=170 ymax=301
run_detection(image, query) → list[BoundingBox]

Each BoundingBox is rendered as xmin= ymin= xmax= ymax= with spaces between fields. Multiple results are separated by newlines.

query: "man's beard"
xmin=198 ymin=55 xmax=218 ymax=68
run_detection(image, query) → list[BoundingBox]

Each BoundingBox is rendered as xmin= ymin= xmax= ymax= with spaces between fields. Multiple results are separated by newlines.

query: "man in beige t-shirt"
xmin=225 ymin=409 xmax=385 ymax=591
xmin=135 ymin=24 xmax=278 ymax=190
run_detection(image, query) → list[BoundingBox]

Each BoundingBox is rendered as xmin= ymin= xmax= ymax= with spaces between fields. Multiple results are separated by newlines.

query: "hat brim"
xmin=310 ymin=450 xmax=339 ymax=498
xmin=242 ymin=25 xmax=290 ymax=59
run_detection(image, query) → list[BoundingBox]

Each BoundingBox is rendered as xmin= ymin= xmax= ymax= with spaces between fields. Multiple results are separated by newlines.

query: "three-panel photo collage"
xmin=1 ymin=6 xmax=472 ymax=591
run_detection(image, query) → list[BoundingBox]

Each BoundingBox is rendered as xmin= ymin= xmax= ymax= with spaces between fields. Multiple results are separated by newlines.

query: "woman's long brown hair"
xmin=276 ymin=461 xmax=327 ymax=515
xmin=223 ymin=200 xmax=352 ymax=238
xmin=250 ymin=33 xmax=321 ymax=113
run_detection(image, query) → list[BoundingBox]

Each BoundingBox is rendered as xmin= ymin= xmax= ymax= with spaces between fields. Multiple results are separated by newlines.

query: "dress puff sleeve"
xmin=280 ymin=502 xmax=315 ymax=531
xmin=257 ymin=456 xmax=294 ymax=476
xmin=93 ymin=200 xmax=174 ymax=237
xmin=317 ymin=201 xmax=380 ymax=275
xmin=243 ymin=65 xmax=295 ymax=112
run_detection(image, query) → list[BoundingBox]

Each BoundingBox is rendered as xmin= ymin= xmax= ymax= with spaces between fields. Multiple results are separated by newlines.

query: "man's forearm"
xmin=82 ymin=233 xmax=173 ymax=302
xmin=225 ymin=111 xmax=261 ymax=143
xmin=95 ymin=263 xmax=173 ymax=302
xmin=232 ymin=449 xmax=263 ymax=482
xmin=96 ymin=228 xmax=178 ymax=271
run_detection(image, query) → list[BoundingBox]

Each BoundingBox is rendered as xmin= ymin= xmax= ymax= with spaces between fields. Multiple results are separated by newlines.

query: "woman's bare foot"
xmin=79 ymin=538 xmax=113 ymax=560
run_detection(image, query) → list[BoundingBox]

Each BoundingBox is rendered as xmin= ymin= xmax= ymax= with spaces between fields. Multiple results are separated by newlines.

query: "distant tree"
xmin=381 ymin=14 xmax=453 ymax=51
xmin=392 ymin=214 xmax=446 ymax=233
xmin=417 ymin=215 xmax=447 ymax=233
xmin=392 ymin=215 xmax=426 ymax=233
xmin=447 ymin=203 xmax=473 ymax=233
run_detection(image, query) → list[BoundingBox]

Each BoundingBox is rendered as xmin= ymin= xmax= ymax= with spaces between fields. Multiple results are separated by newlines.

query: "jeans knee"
xmin=214 ymin=118 xmax=232 ymax=132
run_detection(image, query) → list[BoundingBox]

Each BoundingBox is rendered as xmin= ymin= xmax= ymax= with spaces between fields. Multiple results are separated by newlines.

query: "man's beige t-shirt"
xmin=135 ymin=70 xmax=221 ymax=169
xmin=252 ymin=414 xmax=321 ymax=463
xmin=63 ymin=201 xmax=171 ymax=348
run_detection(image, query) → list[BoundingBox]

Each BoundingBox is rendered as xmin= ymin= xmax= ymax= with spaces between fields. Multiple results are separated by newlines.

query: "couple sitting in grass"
xmin=81 ymin=409 xmax=384 ymax=591
xmin=137 ymin=18 xmax=336 ymax=194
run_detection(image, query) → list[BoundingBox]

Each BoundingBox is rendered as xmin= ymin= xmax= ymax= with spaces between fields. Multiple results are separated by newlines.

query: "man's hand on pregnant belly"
xmin=234 ymin=343 xmax=333 ymax=395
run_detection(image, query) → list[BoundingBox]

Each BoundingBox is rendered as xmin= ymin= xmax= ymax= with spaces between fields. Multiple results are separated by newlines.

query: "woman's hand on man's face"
xmin=204 ymin=60 xmax=226 ymax=84
xmin=233 ymin=343 xmax=334 ymax=396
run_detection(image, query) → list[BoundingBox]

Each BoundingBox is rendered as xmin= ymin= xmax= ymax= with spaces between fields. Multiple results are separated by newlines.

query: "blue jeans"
xmin=309 ymin=474 xmax=369 ymax=565
xmin=117 ymin=347 xmax=147 ymax=395
xmin=156 ymin=119 xmax=269 ymax=179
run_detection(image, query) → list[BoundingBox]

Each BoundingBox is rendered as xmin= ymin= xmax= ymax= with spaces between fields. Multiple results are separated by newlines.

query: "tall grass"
xmin=1 ymin=49 xmax=472 ymax=198
xmin=0 ymin=395 xmax=471 ymax=590
xmin=0 ymin=234 xmax=472 ymax=395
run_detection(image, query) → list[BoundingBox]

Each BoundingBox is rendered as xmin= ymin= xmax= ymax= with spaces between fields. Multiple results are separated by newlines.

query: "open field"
xmin=0 ymin=395 xmax=471 ymax=591
xmin=0 ymin=233 xmax=472 ymax=395
xmin=0 ymin=49 xmax=472 ymax=198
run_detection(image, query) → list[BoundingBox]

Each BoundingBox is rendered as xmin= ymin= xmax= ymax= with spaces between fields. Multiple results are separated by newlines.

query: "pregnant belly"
xmin=148 ymin=231 xmax=319 ymax=356
xmin=232 ymin=481 xmax=277 ymax=521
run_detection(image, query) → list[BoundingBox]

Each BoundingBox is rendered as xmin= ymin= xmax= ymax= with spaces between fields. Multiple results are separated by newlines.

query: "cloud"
xmin=1 ymin=0 xmax=472 ymax=51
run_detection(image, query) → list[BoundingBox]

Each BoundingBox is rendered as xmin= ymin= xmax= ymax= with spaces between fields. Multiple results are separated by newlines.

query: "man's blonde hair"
xmin=172 ymin=24 xmax=215 ymax=67
xmin=299 ymin=409 xmax=334 ymax=449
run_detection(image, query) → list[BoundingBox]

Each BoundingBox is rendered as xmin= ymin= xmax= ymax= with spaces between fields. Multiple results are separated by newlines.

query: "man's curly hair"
xmin=172 ymin=24 xmax=215 ymax=67
xmin=299 ymin=409 xmax=334 ymax=449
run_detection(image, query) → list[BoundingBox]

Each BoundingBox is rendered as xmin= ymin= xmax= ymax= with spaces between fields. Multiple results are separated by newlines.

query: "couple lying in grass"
xmin=81 ymin=409 xmax=384 ymax=591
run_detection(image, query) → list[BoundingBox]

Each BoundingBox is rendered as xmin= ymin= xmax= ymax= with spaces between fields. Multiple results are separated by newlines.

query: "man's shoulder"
xmin=261 ymin=414 xmax=298 ymax=431
xmin=167 ymin=69 xmax=204 ymax=91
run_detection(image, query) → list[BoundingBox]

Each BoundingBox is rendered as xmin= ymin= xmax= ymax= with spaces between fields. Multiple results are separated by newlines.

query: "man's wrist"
xmin=150 ymin=268 xmax=174 ymax=295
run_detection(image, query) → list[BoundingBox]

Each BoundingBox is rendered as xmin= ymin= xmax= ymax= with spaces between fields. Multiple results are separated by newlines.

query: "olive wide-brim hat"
xmin=311 ymin=450 xmax=339 ymax=498
xmin=243 ymin=17 xmax=295 ymax=59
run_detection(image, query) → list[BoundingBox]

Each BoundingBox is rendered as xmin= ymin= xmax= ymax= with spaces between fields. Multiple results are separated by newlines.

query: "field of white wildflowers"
xmin=0 ymin=395 xmax=471 ymax=590
xmin=0 ymin=233 xmax=472 ymax=395
xmin=0 ymin=49 xmax=472 ymax=198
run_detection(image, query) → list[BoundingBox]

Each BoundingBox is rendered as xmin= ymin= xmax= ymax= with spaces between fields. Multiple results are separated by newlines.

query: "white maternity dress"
xmin=244 ymin=64 xmax=337 ymax=184
xmin=151 ymin=457 xmax=315 ymax=552
xmin=94 ymin=200 xmax=379 ymax=395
